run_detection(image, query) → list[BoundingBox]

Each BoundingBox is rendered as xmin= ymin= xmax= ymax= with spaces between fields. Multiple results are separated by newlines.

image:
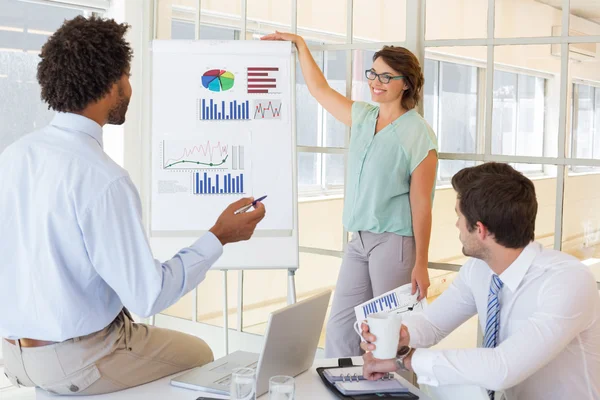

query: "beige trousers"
xmin=2 ymin=310 xmax=214 ymax=396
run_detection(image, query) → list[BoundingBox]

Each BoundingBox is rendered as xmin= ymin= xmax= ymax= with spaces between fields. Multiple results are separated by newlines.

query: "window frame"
xmin=425 ymin=53 xmax=553 ymax=184
xmin=297 ymin=46 xmax=347 ymax=198
xmin=0 ymin=0 xmax=98 ymax=154
xmin=492 ymin=66 xmax=549 ymax=174
xmin=424 ymin=56 xmax=482 ymax=185
xmin=19 ymin=0 xmax=109 ymax=12
xmin=571 ymin=81 xmax=600 ymax=174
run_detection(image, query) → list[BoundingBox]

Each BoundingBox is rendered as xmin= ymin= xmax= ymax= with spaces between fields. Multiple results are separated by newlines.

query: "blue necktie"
xmin=483 ymin=274 xmax=503 ymax=400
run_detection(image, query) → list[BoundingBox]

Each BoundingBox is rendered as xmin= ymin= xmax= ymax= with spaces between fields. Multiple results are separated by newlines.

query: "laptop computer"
xmin=170 ymin=290 xmax=332 ymax=397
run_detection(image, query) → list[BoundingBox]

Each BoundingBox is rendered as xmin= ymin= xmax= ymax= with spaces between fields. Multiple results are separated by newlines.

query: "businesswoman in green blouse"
xmin=262 ymin=32 xmax=439 ymax=357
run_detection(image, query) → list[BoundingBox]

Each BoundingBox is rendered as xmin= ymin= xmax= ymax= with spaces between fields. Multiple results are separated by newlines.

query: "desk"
xmin=35 ymin=357 xmax=432 ymax=400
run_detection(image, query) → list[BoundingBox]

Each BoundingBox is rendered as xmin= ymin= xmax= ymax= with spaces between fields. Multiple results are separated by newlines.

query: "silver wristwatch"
xmin=395 ymin=346 xmax=413 ymax=372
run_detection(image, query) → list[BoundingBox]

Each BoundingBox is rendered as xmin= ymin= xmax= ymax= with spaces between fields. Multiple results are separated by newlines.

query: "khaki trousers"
xmin=2 ymin=310 xmax=213 ymax=396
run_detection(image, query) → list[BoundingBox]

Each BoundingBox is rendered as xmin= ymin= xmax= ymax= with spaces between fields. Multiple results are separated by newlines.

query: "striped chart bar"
xmin=247 ymin=67 xmax=279 ymax=94
xmin=362 ymin=292 xmax=400 ymax=317
xmin=197 ymin=99 xmax=250 ymax=121
xmin=193 ymin=172 xmax=244 ymax=195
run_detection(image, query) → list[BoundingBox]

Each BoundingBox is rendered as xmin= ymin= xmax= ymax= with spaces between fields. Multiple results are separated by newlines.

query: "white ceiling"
xmin=537 ymin=0 xmax=600 ymax=23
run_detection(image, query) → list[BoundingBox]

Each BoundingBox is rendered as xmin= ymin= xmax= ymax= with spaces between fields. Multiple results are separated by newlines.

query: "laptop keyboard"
xmin=216 ymin=375 xmax=231 ymax=387
xmin=215 ymin=362 xmax=258 ymax=387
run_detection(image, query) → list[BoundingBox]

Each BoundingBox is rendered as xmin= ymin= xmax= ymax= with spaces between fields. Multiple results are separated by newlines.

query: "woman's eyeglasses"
xmin=365 ymin=69 xmax=404 ymax=84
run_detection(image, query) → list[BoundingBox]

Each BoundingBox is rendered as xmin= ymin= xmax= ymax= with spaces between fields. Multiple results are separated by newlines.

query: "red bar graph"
xmin=247 ymin=67 xmax=280 ymax=94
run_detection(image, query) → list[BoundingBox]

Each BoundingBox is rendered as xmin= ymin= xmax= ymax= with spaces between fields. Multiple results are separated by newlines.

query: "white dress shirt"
xmin=0 ymin=113 xmax=223 ymax=342
xmin=404 ymin=242 xmax=600 ymax=400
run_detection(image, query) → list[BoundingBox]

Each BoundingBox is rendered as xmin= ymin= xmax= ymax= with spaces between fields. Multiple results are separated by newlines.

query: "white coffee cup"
xmin=353 ymin=312 xmax=403 ymax=359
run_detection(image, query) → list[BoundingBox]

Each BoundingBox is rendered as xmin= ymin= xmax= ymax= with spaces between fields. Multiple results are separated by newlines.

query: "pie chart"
xmin=202 ymin=69 xmax=235 ymax=92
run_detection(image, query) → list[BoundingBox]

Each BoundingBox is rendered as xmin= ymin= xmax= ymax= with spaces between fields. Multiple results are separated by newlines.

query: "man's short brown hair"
xmin=451 ymin=163 xmax=538 ymax=249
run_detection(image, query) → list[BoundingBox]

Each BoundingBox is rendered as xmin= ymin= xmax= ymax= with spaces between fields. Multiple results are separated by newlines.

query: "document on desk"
xmin=336 ymin=379 xmax=408 ymax=396
xmin=323 ymin=367 xmax=409 ymax=395
xmin=354 ymin=283 xmax=428 ymax=322
xmin=324 ymin=367 xmax=373 ymax=382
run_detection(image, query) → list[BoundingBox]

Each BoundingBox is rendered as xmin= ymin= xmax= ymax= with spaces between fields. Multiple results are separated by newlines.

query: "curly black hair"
xmin=37 ymin=15 xmax=133 ymax=112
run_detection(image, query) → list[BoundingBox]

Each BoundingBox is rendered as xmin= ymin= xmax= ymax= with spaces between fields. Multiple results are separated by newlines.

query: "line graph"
xmin=162 ymin=140 xmax=235 ymax=170
xmin=253 ymin=100 xmax=282 ymax=120
xmin=165 ymin=154 xmax=229 ymax=169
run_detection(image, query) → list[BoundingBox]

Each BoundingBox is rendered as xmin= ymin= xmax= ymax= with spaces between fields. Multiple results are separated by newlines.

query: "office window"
xmin=572 ymin=83 xmax=600 ymax=172
xmin=247 ymin=0 xmax=292 ymax=37
xmin=492 ymin=70 xmax=546 ymax=173
xmin=296 ymin=50 xmax=346 ymax=148
xmin=324 ymin=51 xmax=347 ymax=148
xmin=352 ymin=0 xmax=406 ymax=42
xmin=171 ymin=19 xmax=238 ymax=40
xmin=423 ymin=58 xmax=478 ymax=183
xmin=350 ymin=49 xmax=377 ymax=106
xmin=297 ymin=0 xmax=347 ymax=44
xmin=296 ymin=48 xmax=324 ymax=148
xmin=425 ymin=0 xmax=487 ymax=40
xmin=298 ymin=153 xmax=319 ymax=186
xmin=0 ymin=0 xmax=84 ymax=154
xmin=171 ymin=19 xmax=194 ymax=39
xmin=298 ymin=50 xmax=346 ymax=195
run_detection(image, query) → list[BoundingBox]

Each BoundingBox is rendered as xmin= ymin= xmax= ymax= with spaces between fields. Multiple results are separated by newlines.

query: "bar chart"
xmin=197 ymin=99 xmax=250 ymax=121
xmin=247 ymin=67 xmax=280 ymax=94
xmin=193 ymin=172 xmax=245 ymax=195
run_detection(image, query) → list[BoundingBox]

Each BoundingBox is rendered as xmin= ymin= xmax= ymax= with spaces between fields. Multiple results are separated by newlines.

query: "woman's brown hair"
xmin=372 ymin=46 xmax=424 ymax=110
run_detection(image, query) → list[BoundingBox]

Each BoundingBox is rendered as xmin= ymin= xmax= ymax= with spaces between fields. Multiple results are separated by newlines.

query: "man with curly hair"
xmin=0 ymin=16 xmax=265 ymax=395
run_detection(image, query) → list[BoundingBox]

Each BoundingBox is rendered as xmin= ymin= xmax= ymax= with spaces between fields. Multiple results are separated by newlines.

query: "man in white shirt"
xmin=360 ymin=162 xmax=600 ymax=399
xmin=0 ymin=16 xmax=265 ymax=395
